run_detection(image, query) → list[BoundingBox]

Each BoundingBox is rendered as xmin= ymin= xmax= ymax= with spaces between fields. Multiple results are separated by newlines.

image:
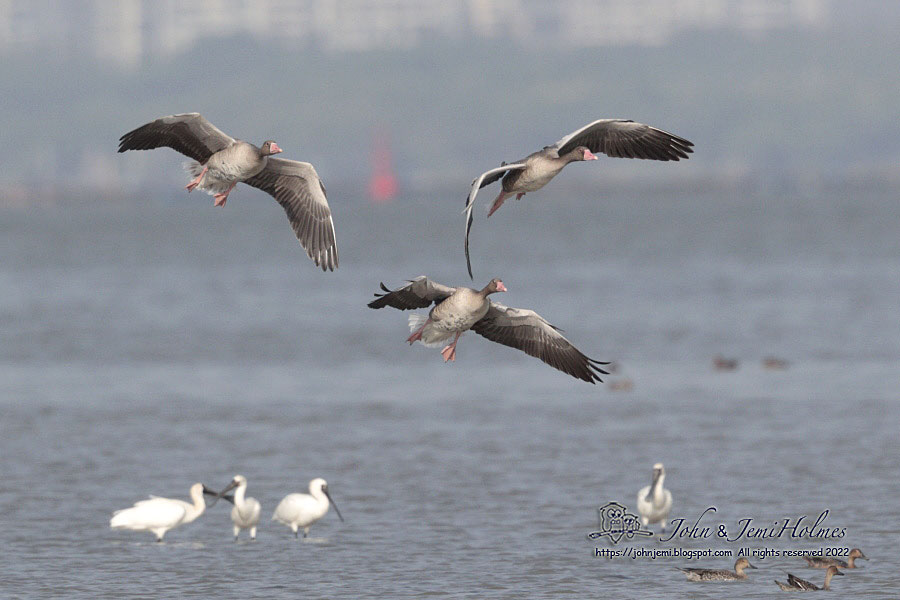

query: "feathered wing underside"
xmin=117 ymin=112 xmax=234 ymax=163
xmin=553 ymin=119 xmax=693 ymax=161
xmin=471 ymin=303 xmax=610 ymax=383
xmin=244 ymin=158 xmax=338 ymax=271
xmin=367 ymin=276 xmax=456 ymax=310
xmin=463 ymin=163 xmax=527 ymax=279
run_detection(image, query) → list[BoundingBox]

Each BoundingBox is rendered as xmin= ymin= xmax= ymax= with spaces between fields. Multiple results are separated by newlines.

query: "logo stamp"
xmin=588 ymin=501 xmax=653 ymax=544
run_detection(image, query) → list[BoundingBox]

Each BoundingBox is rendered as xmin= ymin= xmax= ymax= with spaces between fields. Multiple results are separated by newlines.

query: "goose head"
xmin=260 ymin=140 xmax=283 ymax=156
xmin=482 ymin=278 xmax=507 ymax=295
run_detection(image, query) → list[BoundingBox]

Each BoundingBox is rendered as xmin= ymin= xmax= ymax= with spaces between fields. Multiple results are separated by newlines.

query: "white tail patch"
xmin=407 ymin=313 xmax=454 ymax=347
xmin=183 ymin=160 xmax=204 ymax=177
xmin=182 ymin=161 xmax=231 ymax=194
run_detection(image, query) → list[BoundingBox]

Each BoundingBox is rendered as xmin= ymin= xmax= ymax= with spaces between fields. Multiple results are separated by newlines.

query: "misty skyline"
xmin=2 ymin=0 xmax=834 ymax=68
xmin=0 ymin=0 xmax=898 ymax=198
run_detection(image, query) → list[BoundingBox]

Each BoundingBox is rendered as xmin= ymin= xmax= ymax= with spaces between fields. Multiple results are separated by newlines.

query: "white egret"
xmin=272 ymin=477 xmax=344 ymax=538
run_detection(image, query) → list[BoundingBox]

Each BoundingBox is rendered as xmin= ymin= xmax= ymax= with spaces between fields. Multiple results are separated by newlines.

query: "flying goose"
xmin=118 ymin=113 xmax=338 ymax=271
xmin=680 ymin=557 xmax=758 ymax=582
xmin=775 ymin=566 xmax=844 ymax=591
xmin=463 ymin=119 xmax=693 ymax=277
xmin=367 ymin=276 xmax=610 ymax=383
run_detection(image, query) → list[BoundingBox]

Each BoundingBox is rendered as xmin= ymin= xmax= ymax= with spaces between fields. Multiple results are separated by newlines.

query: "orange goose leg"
xmin=441 ymin=331 xmax=462 ymax=362
xmin=185 ymin=166 xmax=207 ymax=192
xmin=214 ymin=182 xmax=237 ymax=207
xmin=487 ymin=191 xmax=510 ymax=217
xmin=407 ymin=319 xmax=430 ymax=344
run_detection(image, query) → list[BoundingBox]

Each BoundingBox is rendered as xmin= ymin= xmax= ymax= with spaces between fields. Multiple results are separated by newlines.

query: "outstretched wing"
xmin=553 ymin=119 xmax=693 ymax=161
xmin=244 ymin=158 xmax=338 ymax=271
xmin=368 ymin=276 xmax=456 ymax=310
xmin=471 ymin=302 xmax=610 ymax=383
xmin=118 ymin=113 xmax=234 ymax=163
xmin=463 ymin=163 xmax=527 ymax=279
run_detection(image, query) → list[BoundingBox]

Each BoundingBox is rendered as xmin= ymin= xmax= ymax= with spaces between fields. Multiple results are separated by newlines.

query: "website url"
xmin=594 ymin=547 xmax=734 ymax=560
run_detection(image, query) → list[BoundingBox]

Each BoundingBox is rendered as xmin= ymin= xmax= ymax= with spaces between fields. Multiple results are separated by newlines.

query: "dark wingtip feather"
xmin=465 ymin=200 xmax=475 ymax=279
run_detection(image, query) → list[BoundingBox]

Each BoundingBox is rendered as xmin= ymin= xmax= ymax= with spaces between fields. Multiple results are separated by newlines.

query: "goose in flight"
xmin=368 ymin=276 xmax=610 ymax=383
xmin=118 ymin=113 xmax=338 ymax=271
xmin=463 ymin=119 xmax=693 ymax=277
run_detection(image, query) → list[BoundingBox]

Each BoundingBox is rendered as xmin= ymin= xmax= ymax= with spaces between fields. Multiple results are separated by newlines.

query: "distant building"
xmin=0 ymin=0 xmax=830 ymax=68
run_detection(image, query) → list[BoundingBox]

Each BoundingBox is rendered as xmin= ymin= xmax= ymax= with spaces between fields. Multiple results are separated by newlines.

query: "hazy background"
xmin=1 ymin=2 xmax=899 ymax=599
xmin=1 ymin=0 xmax=898 ymax=200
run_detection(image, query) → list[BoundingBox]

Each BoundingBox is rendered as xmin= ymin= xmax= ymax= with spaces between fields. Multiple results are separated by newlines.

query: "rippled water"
xmin=1 ymin=186 xmax=898 ymax=598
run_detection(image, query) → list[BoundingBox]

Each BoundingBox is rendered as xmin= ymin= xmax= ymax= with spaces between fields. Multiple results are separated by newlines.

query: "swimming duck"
xmin=776 ymin=566 xmax=844 ymax=591
xmin=680 ymin=557 xmax=757 ymax=581
xmin=804 ymin=549 xmax=867 ymax=569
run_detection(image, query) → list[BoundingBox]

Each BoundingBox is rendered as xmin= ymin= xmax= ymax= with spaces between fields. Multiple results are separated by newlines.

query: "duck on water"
xmin=776 ymin=566 xmax=844 ymax=591
xmin=804 ymin=548 xmax=866 ymax=569
xmin=679 ymin=557 xmax=758 ymax=581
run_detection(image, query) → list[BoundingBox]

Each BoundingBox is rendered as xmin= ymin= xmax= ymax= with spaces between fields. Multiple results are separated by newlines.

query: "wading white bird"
xmin=272 ymin=478 xmax=344 ymax=538
xmin=637 ymin=462 xmax=672 ymax=531
xmin=109 ymin=482 xmax=213 ymax=542
xmin=206 ymin=475 xmax=262 ymax=541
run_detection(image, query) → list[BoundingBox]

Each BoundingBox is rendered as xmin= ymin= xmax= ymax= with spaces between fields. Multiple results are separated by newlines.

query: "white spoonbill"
xmin=110 ymin=482 xmax=213 ymax=542
xmin=273 ymin=477 xmax=344 ymax=538
xmin=207 ymin=474 xmax=262 ymax=541
xmin=636 ymin=462 xmax=672 ymax=532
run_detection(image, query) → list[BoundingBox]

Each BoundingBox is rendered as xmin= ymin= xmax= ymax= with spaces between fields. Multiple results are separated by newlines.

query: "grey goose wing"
xmin=463 ymin=163 xmax=526 ymax=279
xmin=368 ymin=276 xmax=456 ymax=310
xmin=244 ymin=158 xmax=338 ymax=271
xmin=553 ymin=119 xmax=693 ymax=161
xmin=118 ymin=113 xmax=234 ymax=163
xmin=471 ymin=302 xmax=610 ymax=383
